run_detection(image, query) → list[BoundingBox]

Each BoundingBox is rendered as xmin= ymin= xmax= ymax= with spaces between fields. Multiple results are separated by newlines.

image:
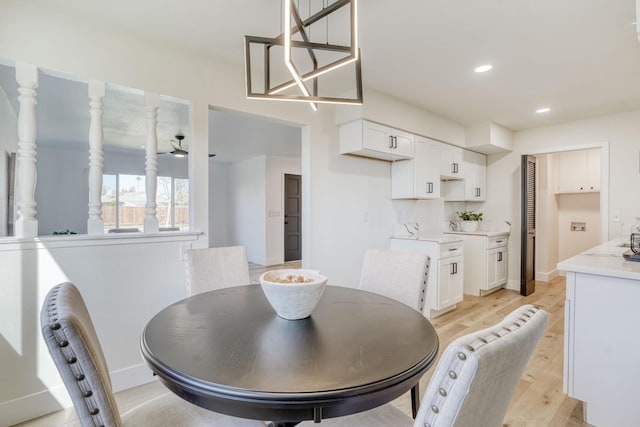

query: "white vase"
xmin=461 ymin=221 xmax=479 ymax=232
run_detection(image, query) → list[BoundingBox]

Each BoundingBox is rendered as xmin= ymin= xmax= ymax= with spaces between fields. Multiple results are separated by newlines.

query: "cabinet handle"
xmin=580 ymin=186 xmax=584 ymax=190
xmin=475 ymin=187 xmax=480 ymax=197
xmin=450 ymin=262 xmax=458 ymax=275
xmin=389 ymin=135 xmax=394 ymax=149
xmin=394 ymin=136 xmax=398 ymax=149
xmin=496 ymin=240 xmax=503 ymax=244
xmin=498 ymin=252 xmax=503 ymax=262
xmin=426 ymin=182 xmax=433 ymax=193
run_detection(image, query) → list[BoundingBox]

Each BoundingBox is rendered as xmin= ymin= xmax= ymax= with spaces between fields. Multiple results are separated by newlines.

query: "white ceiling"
xmin=2 ymin=1 xmax=639 ymax=163
xmin=31 ymin=0 xmax=640 ymax=131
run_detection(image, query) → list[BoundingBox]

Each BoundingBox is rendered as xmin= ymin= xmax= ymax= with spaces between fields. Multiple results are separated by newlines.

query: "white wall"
xmin=209 ymin=162 xmax=231 ymax=247
xmin=225 ymin=155 xmax=301 ymax=266
xmin=0 ymin=0 xmax=465 ymax=423
xmin=535 ymin=155 xmax=559 ymax=281
xmin=484 ymin=109 xmax=640 ymax=290
xmin=557 ymin=193 xmax=601 ymax=261
xmin=229 ymin=156 xmax=266 ymax=264
xmin=0 ymin=83 xmax=18 ymax=237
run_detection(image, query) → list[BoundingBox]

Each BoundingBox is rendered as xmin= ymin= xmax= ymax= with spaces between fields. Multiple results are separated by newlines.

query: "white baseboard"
xmin=506 ymin=279 xmax=520 ymax=291
xmin=111 ymin=362 xmax=157 ymax=393
xmin=535 ymin=269 xmax=559 ymax=283
xmin=0 ymin=385 xmax=71 ymax=427
xmin=0 ymin=363 xmax=155 ymax=426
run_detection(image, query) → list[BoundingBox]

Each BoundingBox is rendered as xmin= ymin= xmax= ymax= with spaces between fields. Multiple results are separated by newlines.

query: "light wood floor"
xmin=17 ymin=271 xmax=589 ymax=427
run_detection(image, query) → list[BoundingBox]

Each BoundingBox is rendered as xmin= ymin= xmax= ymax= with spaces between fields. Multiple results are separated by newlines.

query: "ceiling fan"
xmin=162 ymin=134 xmax=216 ymax=158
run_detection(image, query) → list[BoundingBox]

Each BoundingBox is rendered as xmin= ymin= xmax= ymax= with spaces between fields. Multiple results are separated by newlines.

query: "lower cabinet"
xmin=389 ymin=238 xmax=464 ymax=318
xmin=437 ymin=255 xmax=464 ymax=310
xmin=446 ymin=233 xmax=509 ymax=296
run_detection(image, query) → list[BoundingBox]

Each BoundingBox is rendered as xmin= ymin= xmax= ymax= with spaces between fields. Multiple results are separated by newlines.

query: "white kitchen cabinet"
xmin=442 ymin=149 xmax=486 ymax=201
xmin=389 ymin=237 xmax=464 ymax=318
xmin=339 ymin=120 xmax=414 ymax=161
xmin=437 ymin=255 xmax=464 ymax=309
xmin=463 ymin=150 xmax=486 ymax=201
xmin=556 ymin=149 xmax=600 ymax=193
xmin=391 ymin=135 xmax=441 ymax=199
xmin=445 ymin=232 xmax=509 ymax=296
xmin=440 ymin=144 xmax=465 ymax=179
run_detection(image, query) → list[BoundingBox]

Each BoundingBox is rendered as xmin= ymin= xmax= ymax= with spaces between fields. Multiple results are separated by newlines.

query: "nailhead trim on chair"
xmin=45 ymin=285 xmax=104 ymax=426
xmin=419 ymin=259 xmax=430 ymax=312
xmin=424 ymin=306 xmax=542 ymax=426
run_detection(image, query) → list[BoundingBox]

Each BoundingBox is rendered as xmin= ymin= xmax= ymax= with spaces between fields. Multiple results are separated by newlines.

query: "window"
xmin=101 ymin=174 xmax=189 ymax=233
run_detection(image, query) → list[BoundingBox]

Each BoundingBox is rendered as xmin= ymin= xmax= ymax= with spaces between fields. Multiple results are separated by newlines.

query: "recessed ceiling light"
xmin=536 ymin=107 xmax=551 ymax=114
xmin=474 ymin=64 xmax=493 ymax=73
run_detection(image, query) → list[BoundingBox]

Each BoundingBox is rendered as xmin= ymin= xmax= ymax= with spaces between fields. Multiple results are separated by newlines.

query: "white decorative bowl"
xmin=461 ymin=220 xmax=479 ymax=232
xmin=259 ymin=269 xmax=328 ymax=320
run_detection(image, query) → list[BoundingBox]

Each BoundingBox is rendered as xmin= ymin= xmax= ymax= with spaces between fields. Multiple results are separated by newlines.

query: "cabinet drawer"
xmin=488 ymin=236 xmax=508 ymax=249
xmin=440 ymin=242 xmax=463 ymax=257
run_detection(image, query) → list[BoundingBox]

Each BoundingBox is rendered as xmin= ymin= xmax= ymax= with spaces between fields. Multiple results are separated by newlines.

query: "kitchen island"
xmin=557 ymin=239 xmax=640 ymax=427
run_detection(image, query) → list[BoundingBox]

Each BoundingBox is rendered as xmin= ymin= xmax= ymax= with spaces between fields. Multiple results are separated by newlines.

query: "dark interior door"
xmin=284 ymin=174 xmax=302 ymax=262
xmin=521 ymin=155 xmax=536 ymax=296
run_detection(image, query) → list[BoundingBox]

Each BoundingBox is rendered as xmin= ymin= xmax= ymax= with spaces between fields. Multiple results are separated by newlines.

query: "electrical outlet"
xmin=612 ymin=211 xmax=621 ymax=222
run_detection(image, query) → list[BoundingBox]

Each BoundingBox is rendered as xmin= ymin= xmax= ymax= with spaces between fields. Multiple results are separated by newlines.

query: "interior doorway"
xmin=208 ymin=109 xmax=302 ymax=266
xmin=522 ymin=146 xmax=607 ymax=285
xmin=284 ymin=174 xmax=302 ymax=261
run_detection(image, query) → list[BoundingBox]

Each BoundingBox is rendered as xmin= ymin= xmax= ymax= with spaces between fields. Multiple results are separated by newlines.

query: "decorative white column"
xmin=15 ymin=63 xmax=38 ymax=238
xmin=87 ymin=80 xmax=106 ymax=235
xmin=143 ymin=92 xmax=160 ymax=233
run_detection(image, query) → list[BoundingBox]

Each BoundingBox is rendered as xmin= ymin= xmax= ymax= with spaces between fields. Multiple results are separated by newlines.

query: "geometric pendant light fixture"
xmin=244 ymin=0 xmax=363 ymax=111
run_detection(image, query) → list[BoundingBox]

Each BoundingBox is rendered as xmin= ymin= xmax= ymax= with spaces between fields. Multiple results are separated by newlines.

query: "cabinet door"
xmin=463 ymin=151 xmax=486 ymax=201
xmin=450 ymin=256 xmax=464 ymax=304
xmin=424 ymin=138 xmax=441 ymax=198
xmin=411 ymin=136 xmax=440 ymax=199
xmin=486 ymin=249 xmax=498 ymax=289
xmin=392 ymin=129 xmax=415 ymax=158
xmin=487 ymin=248 xmax=508 ymax=289
xmin=441 ymin=145 xmax=465 ymax=179
xmin=362 ymin=121 xmax=393 ymax=154
xmin=437 ymin=256 xmax=463 ymax=310
xmin=587 ymin=149 xmax=601 ymax=192
xmin=557 ymin=151 xmax=586 ymax=193
xmin=496 ymin=249 xmax=508 ymax=285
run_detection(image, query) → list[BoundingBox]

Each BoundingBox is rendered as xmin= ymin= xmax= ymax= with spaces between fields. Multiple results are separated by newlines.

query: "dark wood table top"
xmin=141 ymin=284 xmax=439 ymax=425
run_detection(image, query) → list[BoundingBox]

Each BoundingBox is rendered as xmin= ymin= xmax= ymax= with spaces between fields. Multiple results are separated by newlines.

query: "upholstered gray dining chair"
xmin=184 ymin=246 xmax=251 ymax=296
xmin=40 ymin=282 xmax=265 ymax=427
xmin=359 ymin=249 xmax=430 ymax=313
xmin=300 ymin=304 xmax=548 ymax=427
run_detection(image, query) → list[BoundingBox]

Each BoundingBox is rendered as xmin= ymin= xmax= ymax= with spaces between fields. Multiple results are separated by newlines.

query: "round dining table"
xmin=141 ymin=285 xmax=439 ymax=426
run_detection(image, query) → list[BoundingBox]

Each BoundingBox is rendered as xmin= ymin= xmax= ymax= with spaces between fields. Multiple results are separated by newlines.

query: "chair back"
xmin=359 ymin=249 xmax=430 ymax=312
xmin=184 ymin=246 xmax=251 ymax=296
xmin=40 ymin=282 xmax=122 ymax=427
xmin=416 ymin=304 xmax=548 ymax=427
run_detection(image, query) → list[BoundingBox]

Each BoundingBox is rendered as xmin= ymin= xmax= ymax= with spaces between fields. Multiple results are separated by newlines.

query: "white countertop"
xmin=391 ymin=234 xmax=462 ymax=243
xmin=557 ymin=238 xmax=640 ymax=281
xmin=444 ymin=230 xmax=510 ymax=237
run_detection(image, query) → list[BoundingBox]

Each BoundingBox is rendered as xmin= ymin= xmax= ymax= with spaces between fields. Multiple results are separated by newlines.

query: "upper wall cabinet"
xmin=440 ymin=144 xmax=465 ymax=179
xmin=442 ymin=150 xmax=487 ymax=202
xmin=556 ymin=149 xmax=601 ymax=193
xmin=463 ymin=150 xmax=486 ymax=201
xmin=339 ymin=120 xmax=414 ymax=161
xmin=392 ymin=136 xmax=441 ymax=199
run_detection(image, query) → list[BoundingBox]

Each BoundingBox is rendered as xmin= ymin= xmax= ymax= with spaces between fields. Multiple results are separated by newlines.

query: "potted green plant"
xmin=456 ymin=210 xmax=483 ymax=232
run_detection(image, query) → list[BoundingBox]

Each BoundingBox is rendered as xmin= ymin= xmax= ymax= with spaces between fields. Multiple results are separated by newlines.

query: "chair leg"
xmin=411 ymin=383 xmax=420 ymax=419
